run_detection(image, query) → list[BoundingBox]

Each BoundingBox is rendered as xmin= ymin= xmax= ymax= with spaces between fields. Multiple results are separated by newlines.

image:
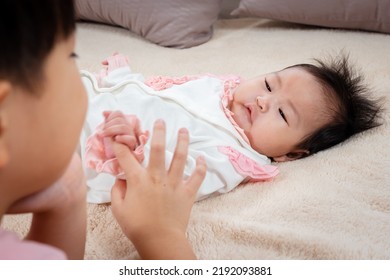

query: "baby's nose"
xmin=256 ymin=96 xmax=270 ymax=112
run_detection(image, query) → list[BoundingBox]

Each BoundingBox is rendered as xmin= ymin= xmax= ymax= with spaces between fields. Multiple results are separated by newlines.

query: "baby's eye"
xmin=279 ymin=109 xmax=287 ymax=123
xmin=265 ymin=79 xmax=272 ymax=92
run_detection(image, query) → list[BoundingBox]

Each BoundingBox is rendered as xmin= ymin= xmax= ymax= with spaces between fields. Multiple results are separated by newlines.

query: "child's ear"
xmin=272 ymin=149 xmax=310 ymax=162
xmin=0 ymin=81 xmax=11 ymax=168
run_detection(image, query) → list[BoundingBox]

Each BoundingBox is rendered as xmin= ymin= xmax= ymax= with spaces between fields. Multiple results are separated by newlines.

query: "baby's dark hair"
xmin=288 ymin=54 xmax=383 ymax=158
xmin=0 ymin=0 xmax=76 ymax=91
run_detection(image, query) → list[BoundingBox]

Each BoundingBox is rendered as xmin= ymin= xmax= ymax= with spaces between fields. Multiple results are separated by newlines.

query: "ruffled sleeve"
xmin=218 ymin=146 xmax=279 ymax=181
xmin=144 ymin=75 xmax=200 ymax=91
xmin=84 ymin=114 xmax=149 ymax=179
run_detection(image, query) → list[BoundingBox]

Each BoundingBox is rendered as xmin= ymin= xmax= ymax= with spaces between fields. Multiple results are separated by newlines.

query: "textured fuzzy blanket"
xmin=3 ymin=18 xmax=390 ymax=259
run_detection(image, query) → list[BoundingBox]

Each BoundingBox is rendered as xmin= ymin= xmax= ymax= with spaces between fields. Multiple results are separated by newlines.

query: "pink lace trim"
xmin=144 ymin=75 xmax=199 ymax=91
xmin=84 ymin=115 xmax=149 ymax=179
xmin=218 ymin=77 xmax=250 ymax=144
xmin=218 ymin=146 xmax=278 ymax=181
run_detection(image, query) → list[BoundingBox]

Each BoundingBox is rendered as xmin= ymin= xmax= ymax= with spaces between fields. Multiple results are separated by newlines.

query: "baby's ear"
xmin=273 ymin=150 xmax=309 ymax=162
xmin=0 ymin=81 xmax=11 ymax=168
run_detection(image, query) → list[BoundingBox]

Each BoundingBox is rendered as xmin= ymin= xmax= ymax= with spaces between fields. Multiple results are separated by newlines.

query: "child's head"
xmin=230 ymin=54 xmax=382 ymax=161
xmin=1 ymin=0 xmax=76 ymax=91
xmin=0 ymin=0 xmax=87 ymax=204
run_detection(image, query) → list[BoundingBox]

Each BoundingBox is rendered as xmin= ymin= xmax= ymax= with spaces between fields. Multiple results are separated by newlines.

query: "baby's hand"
xmin=101 ymin=52 xmax=130 ymax=73
xmin=95 ymin=52 xmax=130 ymax=87
xmin=100 ymin=111 xmax=149 ymax=164
xmin=102 ymin=111 xmax=141 ymax=155
xmin=84 ymin=111 xmax=149 ymax=176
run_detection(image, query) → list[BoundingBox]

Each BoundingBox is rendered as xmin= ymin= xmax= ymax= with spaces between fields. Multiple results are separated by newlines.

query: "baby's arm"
xmin=94 ymin=53 xmax=145 ymax=87
xmin=7 ymin=153 xmax=87 ymax=259
xmin=111 ymin=120 xmax=206 ymax=259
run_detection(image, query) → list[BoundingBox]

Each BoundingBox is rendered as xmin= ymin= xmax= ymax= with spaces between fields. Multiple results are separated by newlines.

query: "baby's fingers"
xmin=103 ymin=124 xmax=134 ymax=137
xmin=115 ymin=135 xmax=137 ymax=150
xmin=185 ymin=156 xmax=207 ymax=197
xmin=103 ymin=110 xmax=127 ymax=123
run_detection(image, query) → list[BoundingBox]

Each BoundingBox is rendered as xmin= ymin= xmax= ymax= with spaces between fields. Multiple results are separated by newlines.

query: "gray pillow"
xmin=75 ymin=0 xmax=221 ymax=48
xmin=232 ymin=0 xmax=390 ymax=34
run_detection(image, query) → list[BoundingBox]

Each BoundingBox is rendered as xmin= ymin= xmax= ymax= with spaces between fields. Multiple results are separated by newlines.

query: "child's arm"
xmin=111 ymin=120 xmax=206 ymax=259
xmin=7 ymin=153 xmax=87 ymax=259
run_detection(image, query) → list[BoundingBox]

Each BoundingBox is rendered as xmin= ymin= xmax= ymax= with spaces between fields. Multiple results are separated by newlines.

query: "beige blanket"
xmin=3 ymin=18 xmax=390 ymax=259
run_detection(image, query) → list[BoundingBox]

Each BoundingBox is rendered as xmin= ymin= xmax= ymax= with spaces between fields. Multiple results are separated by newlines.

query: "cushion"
xmin=75 ymin=0 xmax=221 ymax=48
xmin=232 ymin=0 xmax=390 ymax=34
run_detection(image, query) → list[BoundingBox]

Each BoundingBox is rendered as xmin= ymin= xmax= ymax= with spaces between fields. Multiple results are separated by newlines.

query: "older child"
xmin=82 ymin=53 xmax=382 ymax=203
xmin=0 ymin=0 xmax=205 ymax=260
xmin=0 ymin=0 xmax=87 ymax=259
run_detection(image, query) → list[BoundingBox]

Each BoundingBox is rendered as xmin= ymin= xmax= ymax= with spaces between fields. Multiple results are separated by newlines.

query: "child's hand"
xmin=7 ymin=153 xmax=86 ymax=214
xmin=111 ymin=120 xmax=207 ymax=259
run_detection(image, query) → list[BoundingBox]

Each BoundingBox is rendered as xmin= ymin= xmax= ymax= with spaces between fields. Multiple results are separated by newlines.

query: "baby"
xmin=80 ymin=53 xmax=382 ymax=203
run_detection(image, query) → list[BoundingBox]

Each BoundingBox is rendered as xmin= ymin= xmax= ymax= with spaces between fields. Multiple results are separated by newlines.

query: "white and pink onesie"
xmin=80 ymin=65 xmax=278 ymax=203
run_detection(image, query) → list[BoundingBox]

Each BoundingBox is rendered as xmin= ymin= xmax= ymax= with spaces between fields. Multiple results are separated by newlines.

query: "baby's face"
xmin=229 ymin=67 xmax=330 ymax=161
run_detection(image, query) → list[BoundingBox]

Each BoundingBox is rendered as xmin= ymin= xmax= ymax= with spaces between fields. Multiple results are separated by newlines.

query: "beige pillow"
xmin=232 ymin=0 xmax=390 ymax=33
xmin=75 ymin=0 xmax=221 ymax=48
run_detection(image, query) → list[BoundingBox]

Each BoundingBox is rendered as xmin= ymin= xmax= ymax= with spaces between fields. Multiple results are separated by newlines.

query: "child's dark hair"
xmin=0 ymin=0 xmax=76 ymax=91
xmin=288 ymin=54 xmax=383 ymax=158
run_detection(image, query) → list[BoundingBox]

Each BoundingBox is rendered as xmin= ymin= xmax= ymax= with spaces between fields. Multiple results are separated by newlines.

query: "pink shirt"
xmin=0 ymin=228 xmax=66 ymax=260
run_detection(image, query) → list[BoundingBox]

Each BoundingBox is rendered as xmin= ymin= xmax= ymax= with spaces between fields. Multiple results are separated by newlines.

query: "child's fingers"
xmin=112 ymin=141 xmax=143 ymax=179
xmin=147 ymin=120 xmax=166 ymax=175
xmin=168 ymin=128 xmax=189 ymax=186
xmin=185 ymin=156 xmax=207 ymax=197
